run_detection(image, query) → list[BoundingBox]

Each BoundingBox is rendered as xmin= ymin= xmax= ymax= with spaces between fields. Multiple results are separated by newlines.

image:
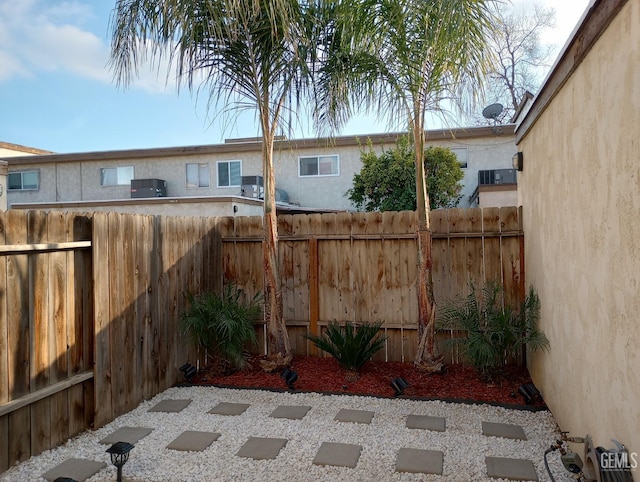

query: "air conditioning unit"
xmin=240 ymin=175 xmax=264 ymax=199
xmin=477 ymin=169 xmax=517 ymax=185
xmin=131 ymin=179 xmax=167 ymax=198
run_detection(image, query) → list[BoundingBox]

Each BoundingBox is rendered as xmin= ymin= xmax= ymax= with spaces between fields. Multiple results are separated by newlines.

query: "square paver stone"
xmin=486 ymin=456 xmax=539 ymax=481
xmin=167 ymin=431 xmax=221 ymax=451
xmin=334 ymin=409 xmax=374 ymax=424
xmin=270 ymin=405 xmax=311 ymax=420
xmin=41 ymin=458 xmax=107 ymax=482
xmin=482 ymin=421 xmax=527 ymax=440
xmin=396 ymin=448 xmax=444 ymax=475
xmin=209 ymin=402 xmax=250 ymax=416
xmin=236 ymin=437 xmax=288 ymax=460
xmin=406 ymin=414 xmax=446 ymax=432
xmin=99 ymin=426 xmax=154 ymax=445
xmin=313 ymin=442 xmax=362 ymax=468
xmin=148 ymin=399 xmax=192 ymax=413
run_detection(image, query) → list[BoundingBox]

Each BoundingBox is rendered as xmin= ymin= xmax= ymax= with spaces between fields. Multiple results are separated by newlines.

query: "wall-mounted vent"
xmin=131 ymin=178 xmax=167 ymax=198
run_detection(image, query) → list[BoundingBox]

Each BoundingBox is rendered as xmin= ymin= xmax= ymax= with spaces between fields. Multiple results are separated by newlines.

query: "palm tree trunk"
xmin=259 ymin=125 xmax=292 ymax=372
xmin=412 ymin=109 xmax=443 ymax=373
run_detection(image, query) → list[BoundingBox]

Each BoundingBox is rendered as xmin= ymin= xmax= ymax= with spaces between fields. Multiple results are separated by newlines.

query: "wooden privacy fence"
xmin=0 ymin=206 xmax=523 ymax=474
xmin=220 ymin=206 xmax=524 ymax=364
xmin=0 ymin=210 xmax=222 ymax=473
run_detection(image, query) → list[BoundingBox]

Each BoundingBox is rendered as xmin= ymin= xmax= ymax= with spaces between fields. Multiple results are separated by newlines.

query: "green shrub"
xmin=304 ymin=321 xmax=387 ymax=372
xmin=181 ymin=284 xmax=261 ymax=372
xmin=436 ymin=282 xmax=549 ymax=378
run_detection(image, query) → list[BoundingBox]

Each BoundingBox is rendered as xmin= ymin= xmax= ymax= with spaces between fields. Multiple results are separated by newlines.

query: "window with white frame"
xmin=450 ymin=147 xmax=468 ymax=169
xmin=8 ymin=170 xmax=39 ymax=190
xmin=100 ymin=166 xmax=134 ymax=186
xmin=186 ymin=162 xmax=210 ymax=188
xmin=298 ymin=154 xmax=339 ymax=177
xmin=217 ymin=160 xmax=242 ymax=187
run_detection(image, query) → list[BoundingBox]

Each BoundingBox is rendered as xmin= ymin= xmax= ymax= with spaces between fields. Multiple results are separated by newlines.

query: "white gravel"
xmin=1 ymin=387 xmax=571 ymax=481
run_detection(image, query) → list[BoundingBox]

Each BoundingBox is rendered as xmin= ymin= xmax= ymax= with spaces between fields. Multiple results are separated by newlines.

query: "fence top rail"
xmin=222 ymin=230 xmax=523 ymax=242
xmin=0 ymin=241 xmax=92 ymax=255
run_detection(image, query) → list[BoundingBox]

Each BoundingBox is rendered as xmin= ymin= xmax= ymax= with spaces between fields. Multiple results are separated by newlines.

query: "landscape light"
xmin=391 ymin=377 xmax=410 ymax=396
xmin=106 ymin=441 xmax=135 ymax=482
xmin=280 ymin=368 xmax=299 ymax=390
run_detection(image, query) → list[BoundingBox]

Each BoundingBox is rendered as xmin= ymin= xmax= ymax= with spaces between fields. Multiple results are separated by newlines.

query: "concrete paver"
xmin=334 ymin=408 xmax=374 ymax=424
xmin=406 ymin=414 xmax=446 ymax=432
xmin=236 ymin=437 xmax=288 ymax=460
xmin=208 ymin=402 xmax=250 ymax=416
xmin=166 ymin=431 xmax=221 ymax=451
xmin=312 ymin=442 xmax=362 ymax=468
xmin=485 ymin=456 xmax=539 ymax=481
xmin=41 ymin=458 xmax=106 ymax=482
xmin=396 ymin=448 xmax=444 ymax=474
xmin=148 ymin=399 xmax=192 ymax=413
xmin=482 ymin=421 xmax=527 ymax=440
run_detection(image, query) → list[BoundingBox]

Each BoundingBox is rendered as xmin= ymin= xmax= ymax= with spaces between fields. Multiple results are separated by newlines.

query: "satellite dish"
xmin=482 ymin=103 xmax=504 ymax=120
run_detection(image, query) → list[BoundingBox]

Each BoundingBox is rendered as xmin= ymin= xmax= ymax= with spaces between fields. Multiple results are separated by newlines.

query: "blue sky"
xmin=0 ymin=0 xmax=589 ymax=154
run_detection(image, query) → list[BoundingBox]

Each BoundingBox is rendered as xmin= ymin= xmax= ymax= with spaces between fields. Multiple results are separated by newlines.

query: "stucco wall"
xmin=519 ymin=0 xmax=640 ymax=456
xmin=7 ymin=131 xmax=516 ymax=211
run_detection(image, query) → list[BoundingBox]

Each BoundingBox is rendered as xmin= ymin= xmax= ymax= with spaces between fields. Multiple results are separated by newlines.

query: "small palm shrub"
xmin=436 ymin=282 xmax=549 ymax=378
xmin=181 ymin=284 xmax=261 ymax=373
xmin=304 ymin=321 xmax=387 ymax=374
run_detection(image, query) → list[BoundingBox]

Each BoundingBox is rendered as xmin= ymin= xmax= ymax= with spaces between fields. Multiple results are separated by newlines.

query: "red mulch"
xmin=190 ymin=356 xmax=545 ymax=408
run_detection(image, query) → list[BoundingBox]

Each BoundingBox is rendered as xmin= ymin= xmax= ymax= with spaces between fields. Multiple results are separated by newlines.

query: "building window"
xmin=451 ymin=148 xmax=468 ymax=169
xmin=186 ymin=163 xmax=210 ymax=188
xmin=8 ymin=170 xmax=39 ymax=190
xmin=298 ymin=155 xmax=339 ymax=177
xmin=217 ymin=160 xmax=242 ymax=187
xmin=100 ymin=166 xmax=134 ymax=186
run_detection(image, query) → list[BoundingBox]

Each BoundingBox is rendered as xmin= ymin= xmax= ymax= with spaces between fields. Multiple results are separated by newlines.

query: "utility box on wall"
xmin=131 ymin=178 xmax=167 ymax=198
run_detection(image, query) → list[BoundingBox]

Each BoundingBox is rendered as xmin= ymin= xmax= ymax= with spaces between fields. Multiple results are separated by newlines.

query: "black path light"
xmin=179 ymin=362 xmax=197 ymax=382
xmin=280 ymin=368 xmax=298 ymax=390
xmin=391 ymin=377 xmax=410 ymax=396
xmin=518 ymin=383 xmax=541 ymax=405
xmin=106 ymin=441 xmax=135 ymax=482
xmin=53 ymin=478 xmax=79 ymax=482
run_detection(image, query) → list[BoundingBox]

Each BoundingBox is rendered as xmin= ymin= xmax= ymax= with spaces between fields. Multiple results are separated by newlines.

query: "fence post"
xmin=0 ymin=161 xmax=7 ymax=212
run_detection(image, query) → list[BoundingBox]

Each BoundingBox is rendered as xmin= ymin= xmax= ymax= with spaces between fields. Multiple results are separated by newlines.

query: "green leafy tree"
xmin=318 ymin=0 xmax=495 ymax=371
xmin=109 ymin=0 xmax=324 ymax=371
xmin=347 ymin=139 xmax=464 ymax=212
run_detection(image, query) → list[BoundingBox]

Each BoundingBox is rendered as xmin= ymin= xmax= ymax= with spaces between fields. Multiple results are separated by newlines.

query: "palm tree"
xmin=318 ymin=0 xmax=495 ymax=371
xmin=109 ymin=0 xmax=320 ymax=371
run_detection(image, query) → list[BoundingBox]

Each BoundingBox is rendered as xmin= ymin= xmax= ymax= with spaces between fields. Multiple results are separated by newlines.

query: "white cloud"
xmin=0 ymin=0 xmax=176 ymax=93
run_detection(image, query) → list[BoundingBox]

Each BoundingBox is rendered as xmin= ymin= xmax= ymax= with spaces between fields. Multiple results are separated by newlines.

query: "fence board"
xmin=28 ymin=211 xmax=49 ymax=392
xmin=92 ymin=212 xmax=112 ymax=428
xmin=500 ymin=206 xmax=523 ymax=308
xmin=482 ymin=207 xmax=502 ymax=285
xmin=6 ymin=210 xmax=30 ymax=400
xmin=48 ymin=212 xmax=68 ymax=385
xmin=0 ymin=414 xmax=7 ymax=473
xmin=0 ymin=212 xmax=7 ymax=406
xmin=9 ymin=406 xmax=30 ymax=467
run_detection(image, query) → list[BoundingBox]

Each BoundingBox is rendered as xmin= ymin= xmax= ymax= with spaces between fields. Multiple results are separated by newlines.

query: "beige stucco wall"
xmin=519 ymin=0 xmax=640 ymax=457
xmin=7 ymin=131 xmax=516 ymax=211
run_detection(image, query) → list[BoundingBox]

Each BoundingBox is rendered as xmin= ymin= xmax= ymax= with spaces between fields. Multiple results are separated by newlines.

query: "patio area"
xmin=1 ymin=386 xmax=567 ymax=481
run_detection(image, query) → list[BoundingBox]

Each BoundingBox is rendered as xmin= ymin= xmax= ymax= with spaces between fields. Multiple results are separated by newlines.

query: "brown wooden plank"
xmin=381 ymin=212 xmax=401 ymax=327
xmin=447 ymin=209 xmax=468 ymax=299
xmin=29 ymin=397 xmax=50 ymax=459
xmin=287 ymin=326 xmax=307 ymax=357
xmin=318 ymin=214 xmax=337 ymax=325
xmin=308 ymin=237 xmax=319 ymax=357
xmin=386 ymin=328 xmax=404 ymax=362
xmin=49 ymin=391 xmax=69 ymax=449
xmin=0 ymin=414 xmax=8 ymax=473
xmin=71 ymin=213 xmax=93 ymax=379
xmin=47 ymin=212 xmax=68 ymax=385
xmin=6 ymin=210 xmax=30 ymax=399
xmin=499 ymin=207 xmax=523 ymax=308
xmin=0 ymin=211 xmax=7 ymax=406
xmin=9 ymin=406 xmax=30 ymax=466
xmin=67 ymin=383 xmax=85 ymax=438
xmin=28 ymin=211 xmax=50 ymax=392
xmin=431 ymin=209 xmax=450 ymax=306
xmin=145 ymin=215 xmax=160 ymax=399
xmin=464 ymin=208 xmax=484 ymax=294
xmin=121 ymin=213 xmax=136 ymax=412
xmin=350 ymin=212 xmax=368 ymax=325
xmin=335 ymin=213 xmax=353 ymax=324
xmin=155 ymin=216 xmax=170 ymax=388
xmin=482 ymin=207 xmax=502 ymax=285
xmin=165 ymin=216 xmax=180 ymax=388
xmin=364 ymin=212 xmax=384 ymax=324
xmin=292 ymin=215 xmax=310 ymax=327
xmin=92 ymin=211 xmax=112 ymax=428
xmin=402 ymin=327 xmax=419 ymax=364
